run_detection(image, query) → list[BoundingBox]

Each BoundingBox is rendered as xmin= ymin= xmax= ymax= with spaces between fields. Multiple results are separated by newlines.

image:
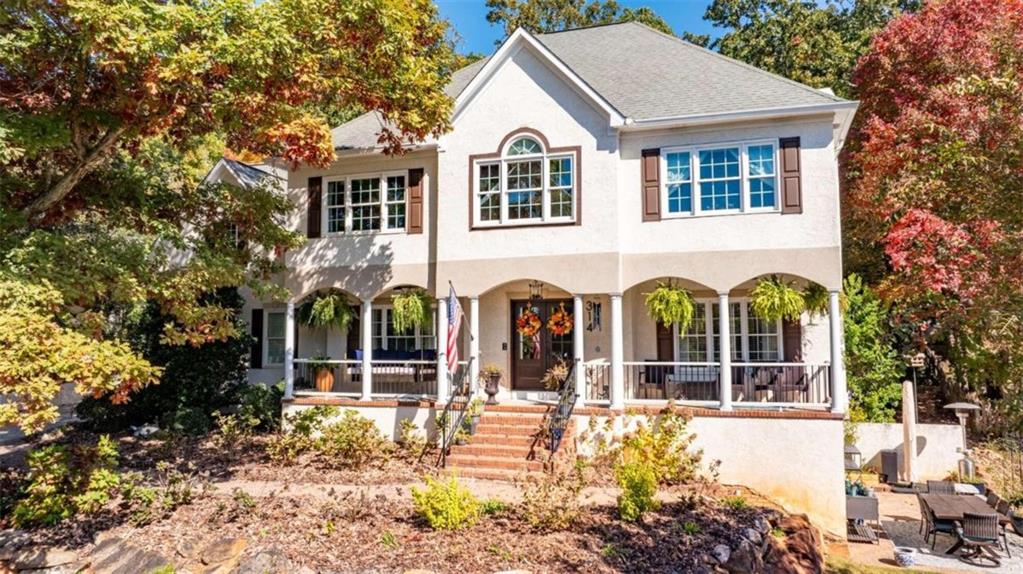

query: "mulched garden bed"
xmin=1 ymin=430 xmax=811 ymax=573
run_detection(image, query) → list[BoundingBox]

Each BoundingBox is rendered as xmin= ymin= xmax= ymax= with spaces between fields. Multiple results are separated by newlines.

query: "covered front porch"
xmin=279 ymin=275 xmax=847 ymax=413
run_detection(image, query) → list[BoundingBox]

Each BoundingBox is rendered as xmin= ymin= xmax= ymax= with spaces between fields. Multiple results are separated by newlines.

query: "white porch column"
xmin=360 ymin=298 xmax=373 ymax=400
xmin=717 ymin=292 xmax=733 ymax=411
xmin=573 ymin=295 xmax=585 ymax=407
xmin=283 ymin=300 xmax=295 ymax=400
xmin=469 ymin=296 xmax=480 ymax=393
xmin=610 ymin=293 xmax=624 ymax=410
xmin=436 ymin=297 xmax=449 ymax=403
xmin=829 ymin=290 xmax=848 ymax=414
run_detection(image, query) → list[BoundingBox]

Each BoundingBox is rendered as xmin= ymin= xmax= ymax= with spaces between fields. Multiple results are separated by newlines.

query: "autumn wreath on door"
xmin=546 ymin=302 xmax=573 ymax=336
xmin=516 ymin=308 xmax=542 ymax=359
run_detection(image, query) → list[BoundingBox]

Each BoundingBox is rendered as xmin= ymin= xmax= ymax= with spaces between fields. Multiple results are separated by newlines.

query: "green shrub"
xmin=265 ymin=406 xmax=336 ymax=465
xmin=722 ymin=496 xmax=748 ymax=510
xmin=316 ymin=410 xmax=391 ymax=469
xmin=120 ymin=461 xmax=200 ymax=526
xmin=618 ymin=409 xmax=702 ymax=485
xmin=13 ymin=435 xmax=121 ymax=527
xmin=480 ymin=498 xmax=509 ymax=515
xmin=212 ymin=412 xmax=257 ymax=449
xmin=520 ymin=464 xmax=586 ymax=531
xmin=235 ymin=382 xmax=284 ymax=432
xmin=76 ymin=288 xmax=250 ymax=434
xmin=681 ymin=521 xmax=701 ymax=535
xmin=615 ymin=459 xmax=659 ymax=522
xmin=410 ymin=475 xmax=480 ymax=530
xmin=843 ymin=274 xmax=903 ymax=422
xmin=397 ymin=418 xmax=426 ymax=458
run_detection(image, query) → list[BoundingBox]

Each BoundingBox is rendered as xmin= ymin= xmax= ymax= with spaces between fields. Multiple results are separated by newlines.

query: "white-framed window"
xmin=371 ymin=307 xmax=437 ymax=352
xmin=265 ymin=311 xmax=286 ymax=366
xmin=674 ymin=300 xmax=782 ymax=363
xmin=661 ymin=140 xmax=779 ymax=217
xmin=323 ymin=172 xmax=407 ymax=234
xmin=473 ymin=136 xmax=576 ymax=226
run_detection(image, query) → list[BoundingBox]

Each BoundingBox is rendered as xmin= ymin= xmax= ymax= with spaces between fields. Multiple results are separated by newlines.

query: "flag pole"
xmin=448 ymin=280 xmax=474 ymax=342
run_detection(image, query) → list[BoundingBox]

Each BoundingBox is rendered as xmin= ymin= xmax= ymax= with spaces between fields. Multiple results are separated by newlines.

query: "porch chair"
xmin=995 ymin=499 xmax=1013 ymax=557
xmin=926 ymin=480 xmax=956 ymax=495
xmin=955 ymin=512 xmax=1003 ymax=566
xmin=920 ymin=497 xmax=957 ymax=549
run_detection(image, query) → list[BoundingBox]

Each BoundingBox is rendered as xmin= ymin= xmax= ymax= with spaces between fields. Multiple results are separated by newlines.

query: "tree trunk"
xmin=21 ymin=125 xmax=126 ymax=220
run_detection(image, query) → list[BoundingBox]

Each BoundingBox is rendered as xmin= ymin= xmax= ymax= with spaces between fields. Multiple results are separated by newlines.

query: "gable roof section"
xmin=451 ymin=27 xmax=627 ymax=127
xmin=204 ymin=158 xmax=281 ymax=188
xmin=330 ymin=22 xmax=857 ymax=151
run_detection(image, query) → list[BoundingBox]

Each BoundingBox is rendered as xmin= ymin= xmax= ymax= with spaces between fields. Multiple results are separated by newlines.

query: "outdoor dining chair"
xmin=986 ymin=491 xmax=1001 ymax=508
xmin=920 ymin=497 xmax=957 ymax=549
xmin=995 ymin=499 xmax=1013 ymax=557
xmin=955 ymin=512 xmax=1003 ymax=566
xmin=927 ymin=480 xmax=956 ymax=495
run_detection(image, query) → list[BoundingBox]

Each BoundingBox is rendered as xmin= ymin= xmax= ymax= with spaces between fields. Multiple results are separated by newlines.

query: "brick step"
xmin=444 ymin=454 xmax=545 ymax=472
xmin=479 ymin=414 xmax=548 ymax=426
xmin=442 ymin=466 xmax=540 ymax=482
xmin=470 ymin=424 xmax=543 ymax=437
xmin=448 ymin=443 xmax=539 ymax=458
xmin=469 ymin=434 xmax=540 ymax=447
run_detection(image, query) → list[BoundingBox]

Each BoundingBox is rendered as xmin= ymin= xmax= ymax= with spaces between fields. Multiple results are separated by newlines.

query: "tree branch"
xmin=22 ymin=125 xmax=127 ymax=220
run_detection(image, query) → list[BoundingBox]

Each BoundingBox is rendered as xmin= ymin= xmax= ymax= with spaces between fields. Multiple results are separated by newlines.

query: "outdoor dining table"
xmin=919 ymin=493 xmax=1010 ymax=555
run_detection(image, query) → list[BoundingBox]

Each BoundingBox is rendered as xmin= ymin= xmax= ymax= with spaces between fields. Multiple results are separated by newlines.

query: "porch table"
xmin=919 ymin=493 xmax=1008 ymax=555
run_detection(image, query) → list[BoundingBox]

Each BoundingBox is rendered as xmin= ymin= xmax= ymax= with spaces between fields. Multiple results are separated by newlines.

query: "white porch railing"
xmin=584 ymin=360 xmax=831 ymax=408
xmin=293 ymin=358 xmax=474 ymax=398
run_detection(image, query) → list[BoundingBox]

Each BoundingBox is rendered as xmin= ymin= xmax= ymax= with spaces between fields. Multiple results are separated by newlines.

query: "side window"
xmin=265 ymin=311 xmax=286 ymax=366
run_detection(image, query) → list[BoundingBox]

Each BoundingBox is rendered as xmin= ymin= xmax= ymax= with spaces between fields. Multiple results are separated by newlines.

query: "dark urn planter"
xmin=484 ymin=373 xmax=501 ymax=405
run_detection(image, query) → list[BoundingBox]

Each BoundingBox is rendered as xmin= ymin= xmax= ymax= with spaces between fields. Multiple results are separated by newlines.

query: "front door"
xmin=511 ymin=299 xmax=574 ymax=390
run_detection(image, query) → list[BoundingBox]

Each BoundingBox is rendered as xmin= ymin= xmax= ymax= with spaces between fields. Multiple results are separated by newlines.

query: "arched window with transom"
xmin=473 ymin=131 xmax=578 ymax=227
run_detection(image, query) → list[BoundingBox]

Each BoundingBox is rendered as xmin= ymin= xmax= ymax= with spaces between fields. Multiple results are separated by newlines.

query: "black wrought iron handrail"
xmin=545 ymin=358 xmax=579 ymax=456
xmin=437 ymin=356 xmax=474 ymax=467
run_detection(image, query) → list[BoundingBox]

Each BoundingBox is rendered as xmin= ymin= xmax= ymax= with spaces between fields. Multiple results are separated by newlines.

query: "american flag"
xmin=447 ymin=284 xmax=463 ymax=373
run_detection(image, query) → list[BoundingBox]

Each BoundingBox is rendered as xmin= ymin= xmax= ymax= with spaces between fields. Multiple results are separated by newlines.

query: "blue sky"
xmin=436 ymin=0 xmax=721 ymax=55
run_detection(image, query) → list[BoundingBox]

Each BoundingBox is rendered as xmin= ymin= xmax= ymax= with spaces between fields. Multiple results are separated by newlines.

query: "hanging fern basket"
xmin=750 ymin=275 xmax=805 ymax=322
xmin=298 ymin=291 xmax=354 ymax=331
xmin=391 ymin=288 xmax=432 ymax=333
xmin=644 ymin=281 xmax=695 ymax=331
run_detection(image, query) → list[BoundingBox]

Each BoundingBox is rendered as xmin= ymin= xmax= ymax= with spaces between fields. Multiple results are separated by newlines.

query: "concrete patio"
xmin=846 ymin=489 xmax=1022 ymax=573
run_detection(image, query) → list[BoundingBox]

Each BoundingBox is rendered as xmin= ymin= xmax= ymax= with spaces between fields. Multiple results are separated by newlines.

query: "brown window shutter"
xmin=779 ymin=137 xmax=802 ymax=214
xmin=307 ymin=176 xmax=322 ymax=238
xmin=250 ymin=309 xmax=264 ymax=369
xmin=407 ymin=168 xmax=424 ymax=234
xmin=641 ymin=148 xmax=661 ymax=222
xmin=655 ymin=321 xmax=673 ymax=361
xmin=782 ymin=318 xmax=802 ymax=362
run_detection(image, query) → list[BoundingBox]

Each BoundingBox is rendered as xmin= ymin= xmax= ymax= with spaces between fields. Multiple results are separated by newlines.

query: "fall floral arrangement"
xmin=546 ymin=303 xmax=573 ymax=336
xmin=516 ymin=309 xmax=542 ymax=337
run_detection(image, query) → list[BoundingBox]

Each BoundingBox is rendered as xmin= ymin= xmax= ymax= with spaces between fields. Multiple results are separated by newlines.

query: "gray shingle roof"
xmin=219 ymin=158 xmax=279 ymax=188
xmin=535 ymin=22 xmax=845 ymax=119
xmin=331 ymin=22 xmax=847 ymax=149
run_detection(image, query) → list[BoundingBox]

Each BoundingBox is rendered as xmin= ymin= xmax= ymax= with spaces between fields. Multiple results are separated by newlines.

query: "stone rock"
xmin=741 ymin=528 xmax=762 ymax=545
xmin=201 ymin=537 xmax=247 ymax=566
xmin=7 ymin=548 xmax=77 ymax=570
xmin=723 ymin=540 xmax=762 ymax=574
xmin=711 ymin=544 xmax=731 ymax=565
xmin=754 ymin=517 xmax=771 ymax=534
xmin=762 ymin=514 xmax=824 ymax=574
xmin=176 ymin=538 xmax=201 ymax=560
xmin=493 ymin=571 xmax=532 ymax=574
xmin=236 ymin=549 xmax=296 ymax=574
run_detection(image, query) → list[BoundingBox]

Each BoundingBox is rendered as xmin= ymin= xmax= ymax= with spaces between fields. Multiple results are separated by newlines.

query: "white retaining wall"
xmin=854 ymin=422 xmax=964 ymax=480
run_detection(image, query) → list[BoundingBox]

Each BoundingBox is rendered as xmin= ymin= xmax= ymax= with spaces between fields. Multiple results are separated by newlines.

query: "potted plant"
xmin=479 ymin=364 xmax=504 ymax=405
xmin=298 ymin=290 xmax=354 ymax=331
xmin=391 ymin=288 xmax=432 ymax=334
xmin=644 ymin=281 xmax=695 ymax=330
xmin=466 ymin=397 xmax=484 ymax=434
xmin=308 ymin=356 xmax=334 ymax=392
xmin=453 ymin=426 xmax=470 ymax=446
xmin=750 ymin=275 xmax=805 ymax=322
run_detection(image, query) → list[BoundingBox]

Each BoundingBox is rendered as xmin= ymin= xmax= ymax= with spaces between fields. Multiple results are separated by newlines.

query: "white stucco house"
xmin=222 ymin=23 xmax=859 ymax=533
